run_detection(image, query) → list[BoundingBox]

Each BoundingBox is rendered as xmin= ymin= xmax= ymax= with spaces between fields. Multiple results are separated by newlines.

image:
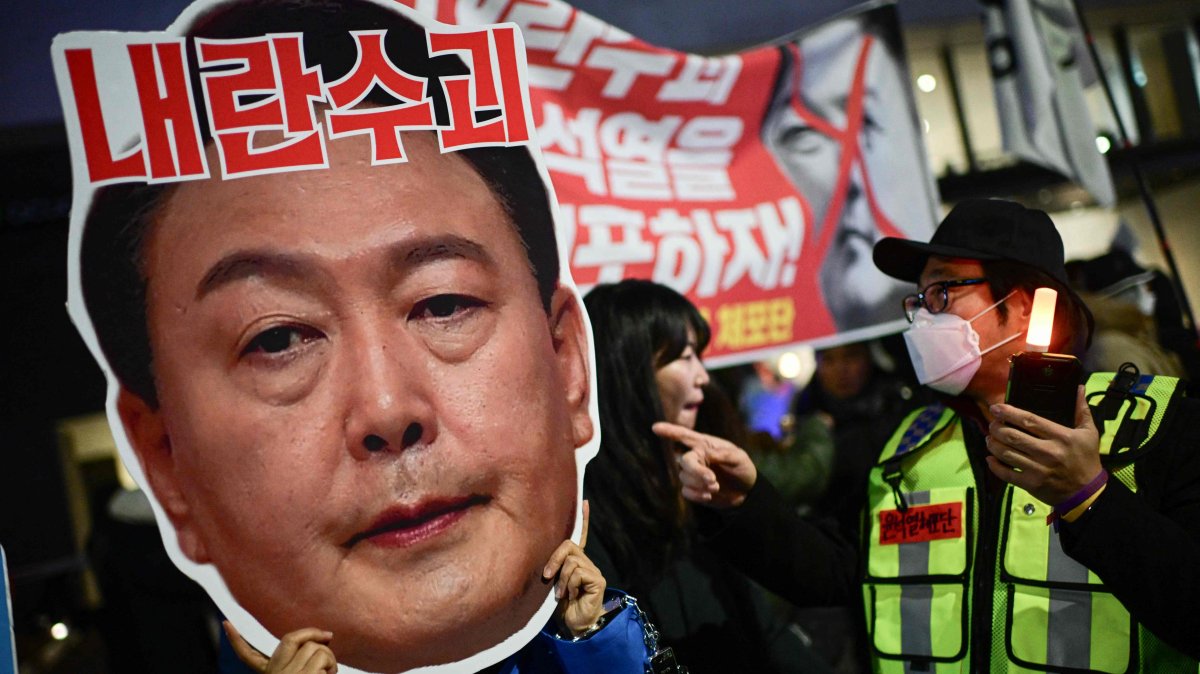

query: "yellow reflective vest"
xmin=861 ymin=371 xmax=1197 ymax=673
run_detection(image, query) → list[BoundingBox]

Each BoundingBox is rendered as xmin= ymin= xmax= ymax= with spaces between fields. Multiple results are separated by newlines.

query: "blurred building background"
xmin=2 ymin=0 xmax=1198 ymax=671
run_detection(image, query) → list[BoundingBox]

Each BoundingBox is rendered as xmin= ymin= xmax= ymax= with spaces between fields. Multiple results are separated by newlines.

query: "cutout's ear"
xmin=117 ymin=388 xmax=210 ymax=563
xmin=548 ymin=286 xmax=594 ymax=448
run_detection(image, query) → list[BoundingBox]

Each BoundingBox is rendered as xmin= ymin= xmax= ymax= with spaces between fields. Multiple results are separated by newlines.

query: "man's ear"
xmin=1013 ymin=286 xmax=1035 ymax=324
xmin=116 ymin=388 xmax=210 ymax=564
xmin=997 ymin=285 xmax=1034 ymax=328
xmin=548 ymin=286 xmax=594 ymax=448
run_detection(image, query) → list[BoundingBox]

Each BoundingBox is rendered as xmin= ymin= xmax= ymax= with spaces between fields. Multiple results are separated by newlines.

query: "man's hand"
xmin=985 ymin=386 xmax=1103 ymax=506
xmin=653 ymin=421 xmax=757 ymax=509
xmin=543 ymin=500 xmax=606 ymax=637
xmin=223 ymin=621 xmax=337 ymax=674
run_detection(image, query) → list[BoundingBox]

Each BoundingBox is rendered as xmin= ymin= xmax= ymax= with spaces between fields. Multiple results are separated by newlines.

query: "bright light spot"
xmin=777 ymin=352 xmax=803 ymax=380
xmin=916 ymin=74 xmax=937 ymax=93
xmin=1095 ymin=136 xmax=1111 ymax=154
xmin=922 ymin=118 xmax=931 ymax=134
xmin=50 ymin=622 xmax=69 ymax=641
xmin=1026 ymin=288 xmax=1057 ymax=352
xmin=1133 ymin=69 xmax=1148 ymax=87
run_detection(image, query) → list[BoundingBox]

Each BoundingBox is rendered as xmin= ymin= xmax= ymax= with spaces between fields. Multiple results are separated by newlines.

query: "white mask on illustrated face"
xmin=904 ymin=291 xmax=1022 ymax=395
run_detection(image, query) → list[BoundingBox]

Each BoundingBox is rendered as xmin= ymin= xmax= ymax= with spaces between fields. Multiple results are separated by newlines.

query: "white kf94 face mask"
xmin=904 ymin=291 xmax=1022 ymax=395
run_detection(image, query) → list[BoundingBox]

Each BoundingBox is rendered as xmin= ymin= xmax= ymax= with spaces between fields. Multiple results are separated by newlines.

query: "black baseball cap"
xmin=873 ymin=198 xmax=1093 ymax=344
xmin=873 ymin=198 xmax=1069 ymax=284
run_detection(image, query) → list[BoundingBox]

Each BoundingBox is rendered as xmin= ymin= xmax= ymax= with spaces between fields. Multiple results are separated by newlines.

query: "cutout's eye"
xmin=242 ymin=325 xmax=321 ymax=356
xmin=411 ymin=294 xmax=487 ymax=321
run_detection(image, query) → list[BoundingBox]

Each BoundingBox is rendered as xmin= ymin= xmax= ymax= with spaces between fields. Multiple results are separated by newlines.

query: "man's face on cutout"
xmin=121 ymin=131 xmax=591 ymax=672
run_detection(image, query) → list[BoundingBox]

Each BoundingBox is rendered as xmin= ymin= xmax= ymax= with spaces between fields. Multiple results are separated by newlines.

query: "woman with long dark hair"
xmin=583 ymin=279 xmax=830 ymax=674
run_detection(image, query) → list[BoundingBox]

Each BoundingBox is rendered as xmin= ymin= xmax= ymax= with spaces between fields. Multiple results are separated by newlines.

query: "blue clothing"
xmin=218 ymin=590 xmax=650 ymax=673
xmin=497 ymin=593 xmax=649 ymax=674
xmin=738 ymin=376 xmax=795 ymax=440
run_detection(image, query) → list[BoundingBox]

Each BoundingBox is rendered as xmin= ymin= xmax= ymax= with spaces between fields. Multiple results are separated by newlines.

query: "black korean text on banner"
xmin=61 ymin=26 xmax=530 ymax=185
xmin=403 ymin=0 xmax=940 ymax=362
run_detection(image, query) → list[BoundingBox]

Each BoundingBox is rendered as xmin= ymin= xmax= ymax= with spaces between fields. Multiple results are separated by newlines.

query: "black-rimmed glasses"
xmin=902 ymin=278 xmax=987 ymax=322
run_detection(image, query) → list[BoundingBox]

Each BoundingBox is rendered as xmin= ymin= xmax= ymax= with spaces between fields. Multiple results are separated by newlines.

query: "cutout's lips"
xmin=346 ymin=494 xmax=490 ymax=549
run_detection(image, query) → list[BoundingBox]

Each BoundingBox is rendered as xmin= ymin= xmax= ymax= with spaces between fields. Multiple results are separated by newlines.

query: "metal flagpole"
xmin=1068 ymin=0 xmax=1198 ymax=337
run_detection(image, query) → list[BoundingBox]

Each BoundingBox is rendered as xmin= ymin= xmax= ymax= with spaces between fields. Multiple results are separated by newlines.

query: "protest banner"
xmin=411 ymin=0 xmax=940 ymax=364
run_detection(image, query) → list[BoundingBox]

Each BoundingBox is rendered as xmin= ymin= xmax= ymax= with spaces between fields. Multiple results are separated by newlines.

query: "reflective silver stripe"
xmin=1046 ymin=530 xmax=1091 ymax=668
xmin=898 ymin=491 xmax=933 ymax=665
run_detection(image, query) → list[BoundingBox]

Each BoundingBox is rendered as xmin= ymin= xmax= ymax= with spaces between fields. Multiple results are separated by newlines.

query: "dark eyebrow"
xmin=393 ymin=234 xmax=493 ymax=271
xmin=196 ymin=251 xmax=319 ymax=300
xmin=194 ymin=234 xmax=496 ymax=300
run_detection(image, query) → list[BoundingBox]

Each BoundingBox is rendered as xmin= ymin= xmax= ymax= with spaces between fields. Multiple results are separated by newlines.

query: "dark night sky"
xmin=2 ymin=0 xmax=999 ymax=130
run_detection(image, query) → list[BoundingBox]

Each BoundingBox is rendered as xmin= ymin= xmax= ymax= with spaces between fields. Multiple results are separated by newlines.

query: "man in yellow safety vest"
xmin=659 ymin=198 xmax=1200 ymax=672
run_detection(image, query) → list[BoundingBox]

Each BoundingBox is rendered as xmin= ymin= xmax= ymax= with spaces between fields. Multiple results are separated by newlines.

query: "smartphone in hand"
xmin=1005 ymin=352 xmax=1082 ymax=427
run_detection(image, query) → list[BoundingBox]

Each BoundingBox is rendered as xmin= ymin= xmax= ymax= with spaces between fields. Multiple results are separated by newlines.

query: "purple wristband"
xmin=1048 ymin=470 xmax=1108 ymax=525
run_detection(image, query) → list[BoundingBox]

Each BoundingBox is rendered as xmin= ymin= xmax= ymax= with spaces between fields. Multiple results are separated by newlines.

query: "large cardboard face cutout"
xmin=53 ymin=1 xmax=598 ymax=671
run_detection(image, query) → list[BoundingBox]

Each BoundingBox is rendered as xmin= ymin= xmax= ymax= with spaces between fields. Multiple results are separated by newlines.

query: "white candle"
xmin=1026 ymin=287 xmax=1057 ymax=352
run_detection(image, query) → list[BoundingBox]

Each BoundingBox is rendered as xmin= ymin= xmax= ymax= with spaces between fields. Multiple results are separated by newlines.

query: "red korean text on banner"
xmin=429 ymin=26 xmax=530 ymax=148
xmin=128 ymin=41 xmax=208 ymax=180
xmin=64 ymin=41 xmax=210 ymax=183
xmin=324 ymin=29 xmax=436 ymax=162
xmin=60 ymin=24 xmax=531 ymax=180
xmin=63 ymin=48 xmax=148 ymax=182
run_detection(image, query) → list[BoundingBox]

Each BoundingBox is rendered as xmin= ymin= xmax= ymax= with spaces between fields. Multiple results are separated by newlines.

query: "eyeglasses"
xmin=902 ymin=278 xmax=987 ymax=322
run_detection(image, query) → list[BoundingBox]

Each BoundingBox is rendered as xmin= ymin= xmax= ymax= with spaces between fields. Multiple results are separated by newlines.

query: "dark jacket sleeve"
xmin=694 ymin=477 xmax=859 ymax=607
xmin=1059 ymin=397 xmax=1200 ymax=659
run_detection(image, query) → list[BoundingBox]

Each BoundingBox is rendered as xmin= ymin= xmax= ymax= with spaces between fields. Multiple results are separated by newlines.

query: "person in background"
xmin=1066 ymin=250 xmax=1190 ymax=379
xmin=734 ymin=361 xmax=835 ymax=517
xmin=738 ymin=362 xmax=798 ymax=440
xmin=782 ymin=340 xmax=921 ymax=671
xmin=792 ymin=342 xmax=928 ymax=530
xmin=583 ymin=279 xmax=832 ymax=674
xmin=740 ymin=342 xmax=920 ymax=673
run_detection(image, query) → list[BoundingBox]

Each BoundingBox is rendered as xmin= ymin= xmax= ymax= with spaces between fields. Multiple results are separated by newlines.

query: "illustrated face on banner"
xmin=55 ymin=1 xmax=597 ymax=672
xmin=764 ymin=13 xmax=939 ymax=332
